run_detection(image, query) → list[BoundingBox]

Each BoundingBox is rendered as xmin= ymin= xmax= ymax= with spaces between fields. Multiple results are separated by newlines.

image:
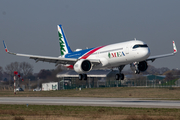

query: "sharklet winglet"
xmin=173 ymin=41 xmax=177 ymax=53
xmin=3 ymin=41 xmax=16 ymax=55
xmin=3 ymin=40 xmax=8 ymax=53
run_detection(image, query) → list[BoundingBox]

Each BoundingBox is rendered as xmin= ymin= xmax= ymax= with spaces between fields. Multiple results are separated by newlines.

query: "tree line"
xmin=0 ymin=62 xmax=66 ymax=89
xmin=0 ymin=62 xmax=179 ymax=85
xmin=1 ymin=61 xmax=64 ymax=81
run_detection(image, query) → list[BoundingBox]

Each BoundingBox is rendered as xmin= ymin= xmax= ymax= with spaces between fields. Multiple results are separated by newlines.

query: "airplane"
xmin=3 ymin=25 xmax=177 ymax=80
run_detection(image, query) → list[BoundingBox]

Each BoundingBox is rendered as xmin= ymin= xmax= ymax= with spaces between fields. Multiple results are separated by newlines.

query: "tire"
xmin=83 ymin=74 xmax=87 ymax=80
xmin=135 ymin=70 xmax=140 ymax=74
xmin=79 ymin=74 xmax=83 ymax=80
xmin=120 ymin=74 xmax=124 ymax=80
xmin=115 ymin=74 xmax=120 ymax=80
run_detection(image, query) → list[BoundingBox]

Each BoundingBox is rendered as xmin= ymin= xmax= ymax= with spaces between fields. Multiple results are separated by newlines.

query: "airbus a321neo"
xmin=3 ymin=25 xmax=177 ymax=80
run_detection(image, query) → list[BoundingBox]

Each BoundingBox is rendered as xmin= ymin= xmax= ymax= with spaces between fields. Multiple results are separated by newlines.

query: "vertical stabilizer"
xmin=57 ymin=25 xmax=72 ymax=57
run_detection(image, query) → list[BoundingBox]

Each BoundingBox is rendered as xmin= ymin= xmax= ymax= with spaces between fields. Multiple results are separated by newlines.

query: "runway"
xmin=0 ymin=97 xmax=180 ymax=108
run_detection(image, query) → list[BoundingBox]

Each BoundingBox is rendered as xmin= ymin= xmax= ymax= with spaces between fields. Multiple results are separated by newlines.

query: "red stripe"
xmin=67 ymin=65 xmax=74 ymax=69
xmin=80 ymin=46 xmax=105 ymax=59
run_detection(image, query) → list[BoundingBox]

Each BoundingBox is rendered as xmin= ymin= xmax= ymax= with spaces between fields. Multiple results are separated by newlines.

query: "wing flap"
xmin=146 ymin=53 xmax=175 ymax=62
xmin=17 ymin=53 xmax=77 ymax=64
xmin=3 ymin=41 xmax=101 ymax=66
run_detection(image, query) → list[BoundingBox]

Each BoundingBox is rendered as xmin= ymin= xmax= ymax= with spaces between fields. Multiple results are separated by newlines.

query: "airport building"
xmin=56 ymin=70 xmax=128 ymax=90
xmin=40 ymin=70 xmax=179 ymax=91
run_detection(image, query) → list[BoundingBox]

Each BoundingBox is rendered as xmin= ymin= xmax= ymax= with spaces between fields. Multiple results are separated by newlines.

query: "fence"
xmin=58 ymin=76 xmax=180 ymax=90
xmin=1 ymin=75 xmax=179 ymax=90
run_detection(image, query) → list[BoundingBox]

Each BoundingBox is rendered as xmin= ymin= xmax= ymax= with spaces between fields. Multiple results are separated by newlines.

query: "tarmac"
xmin=0 ymin=97 xmax=180 ymax=108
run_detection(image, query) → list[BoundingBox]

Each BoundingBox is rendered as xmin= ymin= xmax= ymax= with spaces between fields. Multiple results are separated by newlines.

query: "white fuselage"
xmin=85 ymin=40 xmax=150 ymax=69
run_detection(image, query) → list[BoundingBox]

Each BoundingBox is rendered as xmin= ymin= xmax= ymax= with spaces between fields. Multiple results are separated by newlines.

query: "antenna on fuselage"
xmin=134 ymin=38 xmax=136 ymax=41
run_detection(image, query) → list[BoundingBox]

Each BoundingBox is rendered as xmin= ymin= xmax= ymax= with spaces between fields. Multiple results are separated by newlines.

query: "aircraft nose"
xmin=142 ymin=47 xmax=150 ymax=58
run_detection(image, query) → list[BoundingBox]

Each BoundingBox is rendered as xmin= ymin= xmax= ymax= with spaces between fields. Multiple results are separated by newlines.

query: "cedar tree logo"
xmin=58 ymin=32 xmax=66 ymax=56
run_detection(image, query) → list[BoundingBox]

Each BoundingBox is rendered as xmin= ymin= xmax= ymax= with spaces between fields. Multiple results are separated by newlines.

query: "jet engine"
xmin=74 ymin=59 xmax=92 ymax=74
xmin=130 ymin=61 xmax=148 ymax=73
xmin=138 ymin=61 xmax=148 ymax=71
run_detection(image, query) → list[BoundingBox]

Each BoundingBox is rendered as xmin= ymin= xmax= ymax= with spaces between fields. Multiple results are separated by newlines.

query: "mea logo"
xmin=108 ymin=51 xmax=125 ymax=58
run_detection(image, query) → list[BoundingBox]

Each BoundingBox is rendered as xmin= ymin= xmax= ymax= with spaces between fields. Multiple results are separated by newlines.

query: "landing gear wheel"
xmin=115 ymin=74 xmax=120 ymax=80
xmin=120 ymin=74 xmax=124 ymax=80
xmin=115 ymin=74 xmax=124 ymax=80
xmin=79 ymin=74 xmax=83 ymax=80
xmin=135 ymin=70 xmax=140 ymax=74
xmin=83 ymin=74 xmax=87 ymax=80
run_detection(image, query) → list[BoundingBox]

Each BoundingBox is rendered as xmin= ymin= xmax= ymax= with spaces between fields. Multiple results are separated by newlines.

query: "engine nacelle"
xmin=130 ymin=61 xmax=148 ymax=72
xmin=74 ymin=59 xmax=92 ymax=74
xmin=138 ymin=61 xmax=148 ymax=72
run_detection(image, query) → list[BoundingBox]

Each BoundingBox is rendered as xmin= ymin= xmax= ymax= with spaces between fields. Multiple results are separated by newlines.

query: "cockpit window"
xmin=133 ymin=44 xmax=148 ymax=49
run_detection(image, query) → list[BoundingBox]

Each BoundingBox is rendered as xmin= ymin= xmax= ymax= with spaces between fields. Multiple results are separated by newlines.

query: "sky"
xmin=0 ymin=0 xmax=180 ymax=73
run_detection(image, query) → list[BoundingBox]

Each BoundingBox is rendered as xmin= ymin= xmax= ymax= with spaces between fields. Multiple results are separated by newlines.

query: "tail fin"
xmin=57 ymin=25 xmax=72 ymax=57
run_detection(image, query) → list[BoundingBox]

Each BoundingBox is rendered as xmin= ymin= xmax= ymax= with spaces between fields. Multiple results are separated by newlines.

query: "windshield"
xmin=133 ymin=44 xmax=148 ymax=49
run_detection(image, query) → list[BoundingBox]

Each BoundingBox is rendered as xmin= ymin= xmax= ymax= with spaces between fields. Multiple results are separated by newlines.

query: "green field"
xmin=1 ymin=87 xmax=180 ymax=120
xmin=1 ymin=87 xmax=180 ymax=99
xmin=0 ymin=104 xmax=179 ymax=120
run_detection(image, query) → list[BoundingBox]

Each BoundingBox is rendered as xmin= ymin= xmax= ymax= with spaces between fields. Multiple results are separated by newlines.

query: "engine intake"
xmin=138 ymin=61 xmax=148 ymax=72
xmin=74 ymin=59 xmax=92 ymax=74
xmin=130 ymin=61 xmax=148 ymax=72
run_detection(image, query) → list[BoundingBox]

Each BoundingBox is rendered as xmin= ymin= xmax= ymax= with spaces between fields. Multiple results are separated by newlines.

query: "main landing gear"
xmin=134 ymin=62 xmax=140 ymax=74
xmin=115 ymin=65 xmax=125 ymax=80
xmin=79 ymin=74 xmax=87 ymax=80
xmin=115 ymin=73 xmax=124 ymax=80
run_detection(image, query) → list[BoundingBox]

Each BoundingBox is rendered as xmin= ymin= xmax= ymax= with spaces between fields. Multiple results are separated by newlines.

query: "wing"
xmin=3 ymin=41 xmax=78 ymax=65
xmin=146 ymin=41 xmax=177 ymax=62
xmin=3 ymin=41 xmax=101 ymax=66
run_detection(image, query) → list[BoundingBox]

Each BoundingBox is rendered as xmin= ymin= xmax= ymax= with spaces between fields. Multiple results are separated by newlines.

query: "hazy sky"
xmin=1 ymin=0 xmax=180 ymax=73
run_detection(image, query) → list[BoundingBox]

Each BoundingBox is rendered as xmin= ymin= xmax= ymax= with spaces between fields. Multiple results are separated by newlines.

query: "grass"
xmin=1 ymin=87 xmax=180 ymax=119
xmin=161 ymin=79 xmax=178 ymax=86
xmin=1 ymin=87 xmax=180 ymax=99
xmin=0 ymin=104 xmax=180 ymax=120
